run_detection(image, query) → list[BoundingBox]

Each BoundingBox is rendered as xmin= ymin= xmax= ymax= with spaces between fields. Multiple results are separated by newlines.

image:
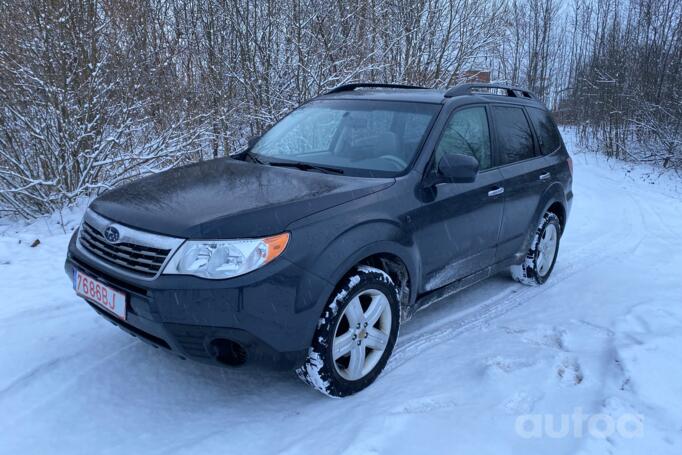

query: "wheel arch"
xmin=546 ymin=200 xmax=567 ymax=233
xmin=325 ymin=239 xmax=419 ymax=314
xmin=298 ymin=219 xmax=421 ymax=326
xmin=352 ymin=251 xmax=413 ymax=320
xmin=516 ymin=183 xmax=568 ymax=260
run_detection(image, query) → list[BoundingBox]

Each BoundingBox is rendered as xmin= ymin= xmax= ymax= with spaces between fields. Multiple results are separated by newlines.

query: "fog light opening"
xmin=209 ymin=339 xmax=247 ymax=366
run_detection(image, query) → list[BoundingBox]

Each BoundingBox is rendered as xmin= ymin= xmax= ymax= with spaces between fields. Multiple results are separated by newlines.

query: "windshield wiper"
xmin=267 ymin=160 xmax=344 ymax=175
xmin=244 ymin=150 xmax=268 ymax=165
xmin=242 ymin=150 xmax=344 ymax=174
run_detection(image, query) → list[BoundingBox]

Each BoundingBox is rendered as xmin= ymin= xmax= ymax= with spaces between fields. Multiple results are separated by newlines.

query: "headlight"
xmin=163 ymin=233 xmax=289 ymax=279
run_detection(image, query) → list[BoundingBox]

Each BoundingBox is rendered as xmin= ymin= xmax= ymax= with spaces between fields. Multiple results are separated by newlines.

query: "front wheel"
xmin=511 ymin=212 xmax=562 ymax=286
xmin=296 ymin=266 xmax=400 ymax=397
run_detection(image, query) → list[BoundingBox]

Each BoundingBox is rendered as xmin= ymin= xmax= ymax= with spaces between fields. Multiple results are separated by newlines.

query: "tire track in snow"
xmin=0 ymin=355 xmax=76 ymax=399
xmin=386 ymin=242 xmax=621 ymax=374
xmin=385 ymin=169 xmax=647 ymax=374
xmin=4 ymin=340 xmax=138 ymax=427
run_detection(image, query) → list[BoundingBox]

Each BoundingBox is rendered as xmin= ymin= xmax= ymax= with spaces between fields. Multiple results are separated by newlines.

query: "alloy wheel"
xmin=332 ymin=289 xmax=393 ymax=381
xmin=537 ymin=223 xmax=558 ymax=277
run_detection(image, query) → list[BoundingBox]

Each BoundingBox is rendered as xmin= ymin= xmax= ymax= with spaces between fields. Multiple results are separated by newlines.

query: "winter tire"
xmin=511 ymin=212 xmax=562 ymax=286
xmin=296 ymin=266 xmax=400 ymax=397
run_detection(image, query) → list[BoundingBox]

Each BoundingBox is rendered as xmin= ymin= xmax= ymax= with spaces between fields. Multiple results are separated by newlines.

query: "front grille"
xmin=79 ymin=222 xmax=171 ymax=276
xmin=70 ymin=255 xmax=150 ymax=296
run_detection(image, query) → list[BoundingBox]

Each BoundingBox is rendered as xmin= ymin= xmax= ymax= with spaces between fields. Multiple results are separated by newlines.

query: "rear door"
xmin=526 ymin=106 xmax=572 ymax=186
xmin=491 ymin=104 xmax=552 ymax=261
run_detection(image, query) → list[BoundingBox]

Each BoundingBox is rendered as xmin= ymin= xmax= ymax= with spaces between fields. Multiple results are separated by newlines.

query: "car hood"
xmin=90 ymin=158 xmax=393 ymax=238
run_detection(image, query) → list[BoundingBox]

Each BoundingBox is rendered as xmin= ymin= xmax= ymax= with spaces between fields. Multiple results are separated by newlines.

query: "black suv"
xmin=65 ymin=83 xmax=573 ymax=397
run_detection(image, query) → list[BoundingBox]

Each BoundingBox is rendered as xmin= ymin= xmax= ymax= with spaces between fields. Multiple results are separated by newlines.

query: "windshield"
xmin=251 ymin=100 xmax=440 ymax=176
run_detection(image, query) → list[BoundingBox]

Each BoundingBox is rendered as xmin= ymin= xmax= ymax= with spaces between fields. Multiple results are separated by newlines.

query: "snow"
xmin=1 ymin=143 xmax=682 ymax=454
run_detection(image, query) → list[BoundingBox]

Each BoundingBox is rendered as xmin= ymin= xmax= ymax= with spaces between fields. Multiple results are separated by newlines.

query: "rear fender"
xmin=515 ymin=182 xmax=567 ymax=261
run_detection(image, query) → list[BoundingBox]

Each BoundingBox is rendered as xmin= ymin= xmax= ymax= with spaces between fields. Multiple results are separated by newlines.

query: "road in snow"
xmin=1 ymin=140 xmax=681 ymax=454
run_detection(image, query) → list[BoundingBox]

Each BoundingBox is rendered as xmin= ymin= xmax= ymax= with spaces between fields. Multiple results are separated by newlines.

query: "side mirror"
xmin=435 ymin=153 xmax=479 ymax=184
xmin=247 ymin=135 xmax=261 ymax=149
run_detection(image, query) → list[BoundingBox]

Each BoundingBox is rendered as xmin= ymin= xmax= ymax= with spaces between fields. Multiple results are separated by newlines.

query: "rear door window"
xmin=491 ymin=106 xmax=536 ymax=165
xmin=527 ymin=107 xmax=563 ymax=154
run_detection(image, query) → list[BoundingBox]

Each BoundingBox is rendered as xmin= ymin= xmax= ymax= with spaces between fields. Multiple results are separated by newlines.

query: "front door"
xmin=411 ymin=106 xmax=504 ymax=292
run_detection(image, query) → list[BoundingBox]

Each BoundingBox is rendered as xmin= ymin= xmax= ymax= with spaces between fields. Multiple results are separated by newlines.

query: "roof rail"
xmin=324 ymin=83 xmax=428 ymax=95
xmin=444 ymin=83 xmax=537 ymax=99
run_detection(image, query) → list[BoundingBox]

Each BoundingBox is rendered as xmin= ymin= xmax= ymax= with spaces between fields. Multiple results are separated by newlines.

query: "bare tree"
xmin=1 ymin=0 xmax=680 ymax=218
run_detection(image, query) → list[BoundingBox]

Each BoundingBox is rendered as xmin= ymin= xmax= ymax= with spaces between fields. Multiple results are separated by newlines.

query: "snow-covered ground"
xmin=1 ymin=142 xmax=681 ymax=454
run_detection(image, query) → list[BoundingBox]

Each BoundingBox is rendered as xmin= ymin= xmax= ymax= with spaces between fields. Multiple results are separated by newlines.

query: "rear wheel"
xmin=296 ymin=266 xmax=400 ymax=397
xmin=511 ymin=212 xmax=562 ymax=286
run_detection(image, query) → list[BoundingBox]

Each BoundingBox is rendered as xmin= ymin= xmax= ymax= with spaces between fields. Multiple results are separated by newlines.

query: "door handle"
xmin=488 ymin=187 xmax=504 ymax=197
xmin=539 ymin=172 xmax=551 ymax=180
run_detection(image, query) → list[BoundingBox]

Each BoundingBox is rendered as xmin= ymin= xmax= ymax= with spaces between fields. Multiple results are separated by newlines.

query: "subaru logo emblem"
xmin=103 ymin=225 xmax=120 ymax=244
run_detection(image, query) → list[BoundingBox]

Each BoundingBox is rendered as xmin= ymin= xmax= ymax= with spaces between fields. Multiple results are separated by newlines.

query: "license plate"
xmin=73 ymin=269 xmax=127 ymax=320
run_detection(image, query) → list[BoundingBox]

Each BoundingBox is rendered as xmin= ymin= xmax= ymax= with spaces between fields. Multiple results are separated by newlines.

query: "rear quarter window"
xmin=528 ymin=107 xmax=563 ymax=155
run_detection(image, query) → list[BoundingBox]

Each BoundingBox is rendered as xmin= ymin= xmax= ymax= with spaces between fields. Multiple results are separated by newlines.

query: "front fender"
xmin=288 ymin=219 xmax=421 ymax=310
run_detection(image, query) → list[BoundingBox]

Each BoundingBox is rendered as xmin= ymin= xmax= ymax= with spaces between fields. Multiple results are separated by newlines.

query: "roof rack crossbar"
xmin=324 ymin=83 xmax=428 ymax=95
xmin=444 ymin=83 xmax=537 ymax=99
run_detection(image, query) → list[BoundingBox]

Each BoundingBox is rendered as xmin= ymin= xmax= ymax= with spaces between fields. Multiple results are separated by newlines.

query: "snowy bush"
xmin=1 ymin=0 xmax=680 ymax=218
xmin=0 ymin=0 xmax=212 ymax=218
xmin=0 ymin=0 xmax=509 ymax=218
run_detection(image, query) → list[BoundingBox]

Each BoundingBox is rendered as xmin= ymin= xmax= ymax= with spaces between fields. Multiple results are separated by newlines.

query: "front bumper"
xmin=65 ymin=232 xmax=332 ymax=369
